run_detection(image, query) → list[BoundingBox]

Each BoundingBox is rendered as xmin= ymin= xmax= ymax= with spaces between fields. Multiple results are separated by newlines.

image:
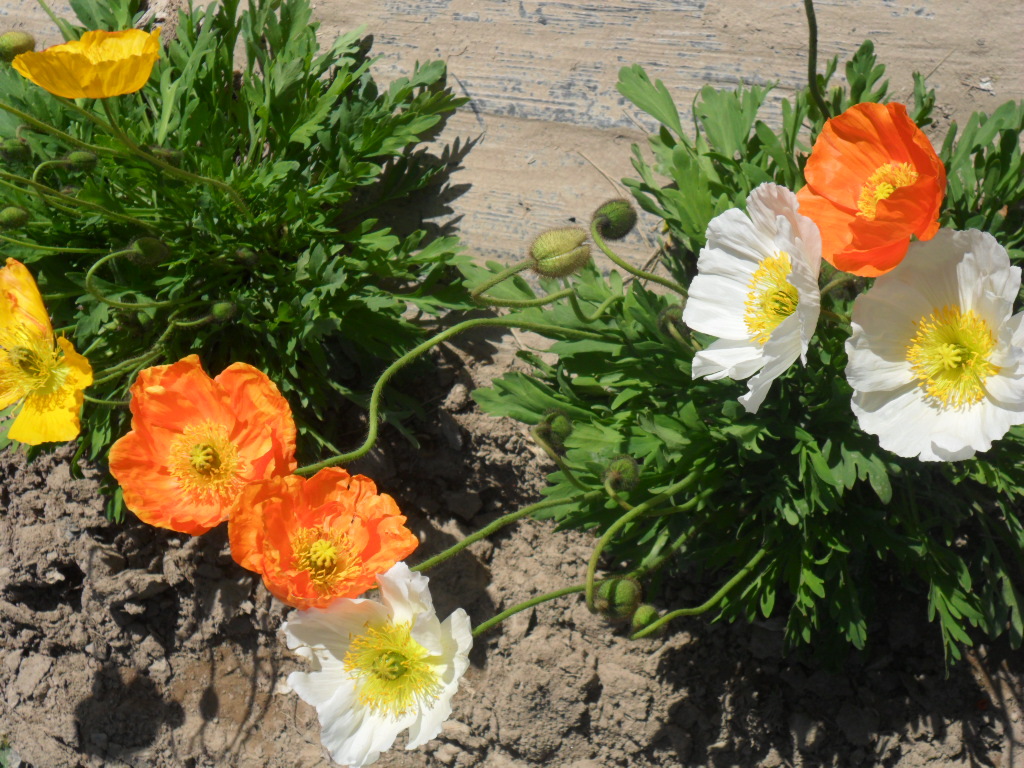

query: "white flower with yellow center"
xmin=682 ymin=183 xmax=822 ymax=412
xmin=283 ymin=562 xmax=472 ymax=767
xmin=846 ymin=229 xmax=1024 ymax=461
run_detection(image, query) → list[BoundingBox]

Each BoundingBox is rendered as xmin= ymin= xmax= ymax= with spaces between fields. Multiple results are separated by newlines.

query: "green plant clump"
xmin=469 ymin=41 xmax=1024 ymax=660
xmin=0 ymin=0 xmax=474 ymax=502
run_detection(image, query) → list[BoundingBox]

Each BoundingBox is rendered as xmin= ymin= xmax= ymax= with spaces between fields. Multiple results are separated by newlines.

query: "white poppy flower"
xmin=283 ymin=562 xmax=473 ymax=767
xmin=682 ymin=183 xmax=822 ymax=412
xmin=846 ymin=229 xmax=1024 ymax=461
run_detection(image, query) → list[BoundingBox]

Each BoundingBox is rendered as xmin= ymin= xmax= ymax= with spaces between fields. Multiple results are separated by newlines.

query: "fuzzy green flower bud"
xmin=593 ymin=198 xmax=637 ymax=240
xmin=0 ymin=138 xmax=30 ymax=162
xmin=130 ymin=237 xmax=171 ymax=265
xmin=210 ymin=301 xmax=238 ymax=322
xmin=595 ymin=577 xmax=642 ymax=621
xmin=147 ymin=146 xmax=183 ymax=166
xmin=630 ymin=604 xmax=664 ymax=637
xmin=536 ymin=409 xmax=573 ymax=452
xmin=605 ymin=455 xmax=640 ymax=491
xmin=233 ymin=247 xmax=258 ymax=266
xmin=64 ymin=151 xmax=97 ymax=170
xmin=0 ymin=32 xmax=36 ymax=63
xmin=529 ymin=227 xmax=591 ymax=278
xmin=0 ymin=205 xmax=29 ymax=229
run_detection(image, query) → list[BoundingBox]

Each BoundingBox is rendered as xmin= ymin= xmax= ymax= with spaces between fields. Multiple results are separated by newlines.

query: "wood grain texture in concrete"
xmin=3 ymin=1 xmax=1022 ymax=265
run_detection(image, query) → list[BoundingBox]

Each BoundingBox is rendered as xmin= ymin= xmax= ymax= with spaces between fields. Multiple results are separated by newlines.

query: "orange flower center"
xmin=292 ymin=526 xmax=361 ymax=594
xmin=168 ymin=420 xmax=243 ymax=502
xmin=857 ymin=162 xmax=918 ymax=219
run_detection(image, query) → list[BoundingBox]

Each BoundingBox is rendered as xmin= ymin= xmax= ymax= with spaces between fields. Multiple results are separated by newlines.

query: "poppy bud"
xmin=233 ymin=247 xmax=258 ymax=266
xmin=210 ymin=301 xmax=238 ymax=322
xmin=595 ymin=577 xmax=642 ymax=621
xmin=593 ymin=198 xmax=637 ymax=240
xmin=536 ymin=409 xmax=573 ymax=452
xmin=0 ymin=32 xmax=36 ymax=63
xmin=0 ymin=137 xmax=30 ymax=162
xmin=147 ymin=146 xmax=183 ymax=166
xmin=64 ymin=151 xmax=97 ymax=170
xmin=604 ymin=455 xmax=640 ymax=491
xmin=529 ymin=227 xmax=591 ymax=278
xmin=130 ymin=237 xmax=170 ymax=265
xmin=0 ymin=205 xmax=29 ymax=229
xmin=630 ymin=604 xmax=665 ymax=637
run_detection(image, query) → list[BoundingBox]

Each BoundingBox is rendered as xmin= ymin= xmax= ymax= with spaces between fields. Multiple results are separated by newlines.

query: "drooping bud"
xmin=594 ymin=577 xmax=642 ymax=621
xmin=529 ymin=227 xmax=591 ymax=278
xmin=604 ymin=455 xmax=640 ymax=491
xmin=233 ymin=247 xmax=258 ymax=266
xmin=630 ymin=604 xmax=665 ymax=637
xmin=63 ymin=151 xmax=97 ymax=170
xmin=592 ymin=198 xmax=637 ymax=240
xmin=129 ymin=237 xmax=171 ymax=265
xmin=147 ymin=146 xmax=183 ymax=166
xmin=536 ymin=409 xmax=573 ymax=453
xmin=0 ymin=32 xmax=36 ymax=63
xmin=0 ymin=205 xmax=29 ymax=229
xmin=0 ymin=137 xmax=30 ymax=162
xmin=210 ymin=301 xmax=238 ymax=322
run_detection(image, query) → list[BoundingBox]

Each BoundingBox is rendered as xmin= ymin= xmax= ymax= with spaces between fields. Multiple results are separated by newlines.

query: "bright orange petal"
xmin=129 ymin=355 xmax=231 ymax=431
xmin=216 ymin=362 xmax=297 ymax=472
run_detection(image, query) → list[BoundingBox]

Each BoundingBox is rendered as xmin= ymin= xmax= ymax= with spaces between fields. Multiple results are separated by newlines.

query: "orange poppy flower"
xmin=12 ymin=29 xmax=161 ymax=99
xmin=109 ymin=355 xmax=296 ymax=535
xmin=796 ymin=102 xmax=946 ymax=277
xmin=229 ymin=468 xmax=419 ymax=609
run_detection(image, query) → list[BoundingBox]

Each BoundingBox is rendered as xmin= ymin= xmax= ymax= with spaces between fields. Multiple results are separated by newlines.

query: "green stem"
xmin=630 ymin=547 xmax=769 ymax=639
xmin=532 ymin=425 xmax=589 ymax=492
xmin=819 ymin=272 xmax=861 ymax=299
xmin=631 ymin=520 xmax=703 ymax=580
xmin=83 ymin=393 xmax=128 ymax=407
xmin=294 ymin=317 xmax=609 ymax=476
xmin=91 ymin=348 xmax=162 ymax=385
xmin=603 ymin=477 xmax=633 ymax=511
xmin=590 ymin=221 xmax=687 ymax=296
xmin=803 ymin=0 xmax=831 ymax=121
xmin=820 ymin=308 xmax=850 ymax=327
xmin=0 ymin=100 xmax=123 ymax=158
xmin=569 ymin=292 xmax=622 ymax=324
xmin=86 ymin=249 xmax=182 ymax=310
xmin=476 ymin=287 xmax=574 ymax=309
xmin=470 ymin=261 xmax=533 ymax=302
xmin=34 ymin=0 xmax=76 ymax=41
xmin=472 ymin=584 xmax=586 ymax=638
xmin=2 ymin=234 xmax=108 ymax=254
xmin=585 ymin=471 xmax=701 ymax=611
xmin=412 ymin=491 xmax=602 ymax=575
xmin=0 ymin=170 xmax=154 ymax=230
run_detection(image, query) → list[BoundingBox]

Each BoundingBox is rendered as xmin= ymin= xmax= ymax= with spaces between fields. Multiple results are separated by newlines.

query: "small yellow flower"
xmin=12 ymin=29 xmax=161 ymax=99
xmin=0 ymin=259 xmax=92 ymax=445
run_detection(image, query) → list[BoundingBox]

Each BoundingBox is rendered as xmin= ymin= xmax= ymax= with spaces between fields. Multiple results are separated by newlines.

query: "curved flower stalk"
xmin=11 ymin=29 xmax=161 ymax=99
xmin=229 ymin=468 xmax=419 ymax=608
xmin=109 ymin=355 xmax=297 ymax=534
xmin=283 ymin=562 xmax=472 ymax=768
xmin=846 ymin=229 xmax=1024 ymax=461
xmin=0 ymin=258 xmax=92 ymax=444
xmin=797 ymin=101 xmax=945 ymax=277
xmin=682 ymin=183 xmax=822 ymax=413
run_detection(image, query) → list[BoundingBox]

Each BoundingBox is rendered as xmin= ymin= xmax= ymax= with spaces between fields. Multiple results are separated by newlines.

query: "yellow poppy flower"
xmin=0 ymin=259 xmax=92 ymax=445
xmin=11 ymin=29 xmax=161 ymax=99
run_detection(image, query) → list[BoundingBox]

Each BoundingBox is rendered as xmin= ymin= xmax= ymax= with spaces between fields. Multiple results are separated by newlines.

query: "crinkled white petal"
xmin=684 ymin=183 xmax=821 ymax=411
xmin=281 ymin=562 xmax=473 ymax=767
xmin=846 ymin=229 xmax=1024 ymax=461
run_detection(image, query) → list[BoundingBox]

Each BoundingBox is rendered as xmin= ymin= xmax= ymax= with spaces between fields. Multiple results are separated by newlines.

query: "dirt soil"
xmin=1 ymin=333 xmax=1023 ymax=768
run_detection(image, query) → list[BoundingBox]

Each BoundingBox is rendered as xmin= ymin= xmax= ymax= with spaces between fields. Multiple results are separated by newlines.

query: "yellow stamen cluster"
xmin=344 ymin=621 xmax=443 ymax=718
xmin=906 ymin=306 xmax=999 ymax=408
xmin=291 ymin=526 xmax=360 ymax=594
xmin=857 ymin=162 xmax=918 ymax=219
xmin=168 ymin=420 xmax=243 ymax=502
xmin=744 ymin=252 xmax=799 ymax=345
xmin=0 ymin=328 xmax=66 ymax=401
